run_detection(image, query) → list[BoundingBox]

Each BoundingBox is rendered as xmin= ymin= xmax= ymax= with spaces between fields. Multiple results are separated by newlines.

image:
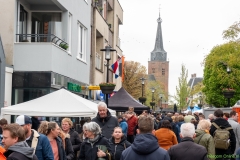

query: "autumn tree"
xmin=222 ymin=21 xmax=240 ymax=40
xmin=174 ymin=64 xmax=190 ymax=110
xmin=203 ymin=41 xmax=240 ymax=107
xmin=123 ymin=61 xmax=147 ymax=100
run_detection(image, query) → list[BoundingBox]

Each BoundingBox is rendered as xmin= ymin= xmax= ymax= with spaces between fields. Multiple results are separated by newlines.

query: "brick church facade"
xmin=148 ymin=13 xmax=169 ymax=108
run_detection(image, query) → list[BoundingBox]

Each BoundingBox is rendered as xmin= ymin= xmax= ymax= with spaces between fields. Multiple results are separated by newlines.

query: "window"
xmin=162 ymin=68 xmax=165 ymax=75
xmin=68 ymin=13 xmax=72 ymax=53
xmin=152 ymin=68 xmax=155 ymax=73
xmin=95 ymin=52 xmax=102 ymax=70
xmin=19 ymin=5 xmax=28 ymax=42
xmin=78 ymin=22 xmax=87 ymax=61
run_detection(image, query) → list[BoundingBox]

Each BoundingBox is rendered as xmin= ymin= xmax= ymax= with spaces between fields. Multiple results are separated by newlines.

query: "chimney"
xmin=191 ymin=73 xmax=196 ymax=78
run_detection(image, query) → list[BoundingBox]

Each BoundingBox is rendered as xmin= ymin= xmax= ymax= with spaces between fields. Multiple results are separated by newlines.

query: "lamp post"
xmin=160 ymin=106 xmax=163 ymax=114
xmin=150 ymin=88 xmax=155 ymax=111
xmin=100 ymin=46 xmax=116 ymax=107
xmin=139 ymin=78 xmax=147 ymax=104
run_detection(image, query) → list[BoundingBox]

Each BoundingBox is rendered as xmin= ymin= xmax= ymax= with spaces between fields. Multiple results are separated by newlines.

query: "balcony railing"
xmin=16 ymin=34 xmax=68 ymax=46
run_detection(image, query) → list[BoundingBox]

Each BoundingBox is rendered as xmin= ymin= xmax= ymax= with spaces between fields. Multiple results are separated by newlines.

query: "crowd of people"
xmin=0 ymin=102 xmax=240 ymax=160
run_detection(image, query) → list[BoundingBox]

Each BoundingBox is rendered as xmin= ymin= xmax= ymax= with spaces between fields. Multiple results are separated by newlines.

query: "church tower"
xmin=148 ymin=12 xmax=169 ymax=108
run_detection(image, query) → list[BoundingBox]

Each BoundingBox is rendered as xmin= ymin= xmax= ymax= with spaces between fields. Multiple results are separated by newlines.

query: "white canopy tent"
xmin=1 ymin=89 xmax=116 ymax=120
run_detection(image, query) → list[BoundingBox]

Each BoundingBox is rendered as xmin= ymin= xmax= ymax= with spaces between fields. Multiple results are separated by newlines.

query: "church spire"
xmin=150 ymin=10 xmax=167 ymax=61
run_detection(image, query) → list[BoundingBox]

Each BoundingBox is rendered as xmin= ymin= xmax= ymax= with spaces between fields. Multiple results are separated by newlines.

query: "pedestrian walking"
xmin=15 ymin=115 xmax=54 ymax=160
xmin=78 ymin=122 xmax=112 ymax=160
xmin=0 ymin=118 xmax=8 ymax=147
xmin=2 ymin=123 xmax=38 ymax=160
xmin=210 ymin=109 xmax=236 ymax=160
xmin=61 ymin=118 xmax=81 ymax=159
xmin=121 ymin=115 xmax=170 ymax=160
xmin=38 ymin=121 xmax=67 ymax=160
xmin=155 ymin=120 xmax=178 ymax=150
xmin=117 ymin=115 xmax=128 ymax=137
xmin=59 ymin=130 xmax=74 ymax=160
xmin=168 ymin=123 xmax=208 ymax=160
xmin=108 ymin=127 xmax=131 ymax=160
xmin=194 ymin=120 xmax=215 ymax=160
xmin=92 ymin=102 xmax=118 ymax=139
xmin=228 ymin=110 xmax=240 ymax=153
xmin=125 ymin=111 xmax=138 ymax=143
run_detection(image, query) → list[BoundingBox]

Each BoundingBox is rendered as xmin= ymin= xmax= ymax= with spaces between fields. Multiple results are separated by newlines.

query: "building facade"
xmin=0 ymin=0 xmax=91 ymax=105
xmin=90 ymin=0 xmax=123 ymax=100
xmin=148 ymin=13 xmax=169 ymax=108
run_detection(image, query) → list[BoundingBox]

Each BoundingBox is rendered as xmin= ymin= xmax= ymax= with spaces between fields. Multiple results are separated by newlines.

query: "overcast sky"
xmin=119 ymin=0 xmax=240 ymax=97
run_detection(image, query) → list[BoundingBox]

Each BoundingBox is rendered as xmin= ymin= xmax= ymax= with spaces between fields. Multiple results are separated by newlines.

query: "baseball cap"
xmin=15 ymin=115 xmax=32 ymax=125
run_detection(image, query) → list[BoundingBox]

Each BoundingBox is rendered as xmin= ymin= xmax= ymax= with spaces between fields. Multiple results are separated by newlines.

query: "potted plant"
xmin=139 ymin=97 xmax=146 ymax=104
xmin=99 ymin=82 xmax=116 ymax=94
xmin=222 ymin=88 xmax=235 ymax=98
xmin=98 ymin=7 xmax=103 ymax=13
xmin=59 ymin=43 xmax=69 ymax=50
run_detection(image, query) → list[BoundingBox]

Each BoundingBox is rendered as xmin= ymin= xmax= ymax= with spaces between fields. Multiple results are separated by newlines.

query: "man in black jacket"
xmin=92 ymin=102 xmax=118 ymax=139
xmin=168 ymin=123 xmax=208 ymax=160
xmin=210 ymin=109 xmax=236 ymax=160
xmin=2 ymin=123 xmax=38 ymax=160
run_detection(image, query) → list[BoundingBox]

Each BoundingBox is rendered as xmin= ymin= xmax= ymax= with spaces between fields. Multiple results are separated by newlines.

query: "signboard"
xmin=89 ymin=86 xmax=100 ymax=90
xmin=67 ymin=82 xmax=81 ymax=92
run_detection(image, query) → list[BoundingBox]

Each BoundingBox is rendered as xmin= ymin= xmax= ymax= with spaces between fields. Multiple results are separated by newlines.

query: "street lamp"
xmin=222 ymin=65 xmax=235 ymax=107
xmin=150 ymin=88 xmax=155 ymax=111
xmin=139 ymin=77 xmax=147 ymax=104
xmin=100 ymin=46 xmax=116 ymax=107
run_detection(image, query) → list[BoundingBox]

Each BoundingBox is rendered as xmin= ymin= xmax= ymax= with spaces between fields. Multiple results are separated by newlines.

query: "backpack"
xmin=212 ymin=122 xmax=232 ymax=150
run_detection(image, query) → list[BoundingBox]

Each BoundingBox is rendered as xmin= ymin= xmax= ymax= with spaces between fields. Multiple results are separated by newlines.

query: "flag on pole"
xmin=121 ymin=56 xmax=125 ymax=82
xmin=111 ymin=56 xmax=123 ymax=79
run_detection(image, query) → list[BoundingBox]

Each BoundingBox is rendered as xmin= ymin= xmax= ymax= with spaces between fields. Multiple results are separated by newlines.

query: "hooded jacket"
xmin=210 ymin=117 xmax=236 ymax=155
xmin=194 ymin=129 xmax=215 ymax=160
xmin=92 ymin=110 xmax=118 ymax=139
xmin=120 ymin=133 xmax=170 ymax=160
xmin=4 ymin=141 xmax=38 ymax=160
xmin=108 ymin=136 xmax=131 ymax=160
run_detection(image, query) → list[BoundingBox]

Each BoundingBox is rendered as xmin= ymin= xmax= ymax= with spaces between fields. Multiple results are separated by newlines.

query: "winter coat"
xmin=120 ymin=133 xmax=170 ymax=160
xmin=79 ymin=134 xmax=112 ymax=160
xmin=127 ymin=116 xmax=138 ymax=135
xmin=26 ymin=130 xmax=54 ymax=160
xmin=158 ymin=117 xmax=180 ymax=143
xmin=228 ymin=118 xmax=240 ymax=153
xmin=0 ymin=146 xmax=6 ymax=160
xmin=69 ymin=128 xmax=82 ymax=156
xmin=168 ymin=137 xmax=208 ymax=160
xmin=155 ymin=128 xmax=178 ymax=150
xmin=4 ymin=141 xmax=38 ymax=160
xmin=119 ymin=120 xmax=128 ymax=137
xmin=92 ymin=110 xmax=118 ymax=139
xmin=194 ymin=129 xmax=215 ymax=160
xmin=53 ymin=137 xmax=67 ymax=160
xmin=108 ymin=136 xmax=131 ymax=160
xmin=64 ymin=136 xmax=75 ymax=160
xmin=210 ymin=117 xmax=236 ymax=155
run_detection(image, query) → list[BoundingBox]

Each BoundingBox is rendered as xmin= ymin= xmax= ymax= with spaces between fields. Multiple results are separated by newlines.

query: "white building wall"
xmin=4 ymin=67 xmax=13 ymax=107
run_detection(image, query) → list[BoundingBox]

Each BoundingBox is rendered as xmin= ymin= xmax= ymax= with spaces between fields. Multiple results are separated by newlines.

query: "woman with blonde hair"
xmin=59 ymin=129 xmax=74 ymax=160
xmin=61 ymin=118 xmax=81 ymax=160
xmin=38 ymin=121 xmax=66 ymax=160
xmin=194 ymin=119 xmax=215 ymax=160
xmin=108 ymin=127 xmax=131 ymax=160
